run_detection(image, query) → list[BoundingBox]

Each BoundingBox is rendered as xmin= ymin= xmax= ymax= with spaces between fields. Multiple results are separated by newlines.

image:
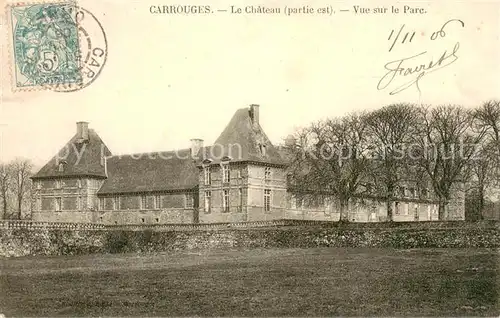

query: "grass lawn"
xmin=0 ymin=248 xmax=498 ymax=316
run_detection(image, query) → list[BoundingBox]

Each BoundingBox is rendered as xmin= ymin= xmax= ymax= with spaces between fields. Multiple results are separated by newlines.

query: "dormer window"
xmin=409 ymin=187 xmax=417 ymax=198
xmin=422 ymin=188 xmax=430 ymax=199
xmin=259 ymin=144 xmax=266 ymax=156
xmin=58 ymin=163 xmax=64 ymax=172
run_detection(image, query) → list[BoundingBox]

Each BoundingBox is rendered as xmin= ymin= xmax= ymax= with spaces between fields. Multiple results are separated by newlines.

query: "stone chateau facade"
xmin=31 ymin=105 xmax=465 ymax=224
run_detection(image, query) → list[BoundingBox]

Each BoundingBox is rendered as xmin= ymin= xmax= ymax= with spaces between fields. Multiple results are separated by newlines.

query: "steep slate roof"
xmin=97 ymin=149 xmax=199 ymax=195
xmin=32 ymin=129 xmax=112 ymax=179
xmin=93 ymin=106 xmax=286 ymax=195
xmin=203 ymin=108 xmax=286 ymax=166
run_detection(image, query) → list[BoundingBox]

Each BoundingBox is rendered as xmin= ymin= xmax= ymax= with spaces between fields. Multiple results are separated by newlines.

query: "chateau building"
xmin=31 ymin=105 xmax=465 ymax=224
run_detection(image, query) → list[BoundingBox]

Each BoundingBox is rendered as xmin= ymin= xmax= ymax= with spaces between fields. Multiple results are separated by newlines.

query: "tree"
xmin=10 ymin=158 xmax=33 ymax=219
xmin=365 ymin=103 xmax=419 ymax=221
xmin=414 ymin=105 xmax=486 ymax=220
xmin=474 ymin=100 xmax=500 ymax=156
xmin=463 ymin=141 xmax=499 ymax=219
xmin=0 ymin=163 xmax=12 ymax=219
xmin=470 ymin=100 xmax=500 ymax=217
xmin=287 ymin=112 xmax=370 ymax=222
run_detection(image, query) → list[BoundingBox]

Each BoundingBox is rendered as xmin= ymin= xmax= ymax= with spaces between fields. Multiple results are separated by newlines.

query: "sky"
xmin=1 ymin=0 xmax=499 ymax=167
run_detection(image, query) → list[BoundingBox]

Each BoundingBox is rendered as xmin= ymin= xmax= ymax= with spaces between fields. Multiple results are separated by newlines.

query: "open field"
xmin=0 ymin=248 xmax=498 ymax=316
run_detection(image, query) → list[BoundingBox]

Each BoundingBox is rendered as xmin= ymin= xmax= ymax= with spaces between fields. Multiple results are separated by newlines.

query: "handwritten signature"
xmin=377 ymin=42 xmax=460 ymax=95
xmin=378 ymin=19 xmax=464 ymax=95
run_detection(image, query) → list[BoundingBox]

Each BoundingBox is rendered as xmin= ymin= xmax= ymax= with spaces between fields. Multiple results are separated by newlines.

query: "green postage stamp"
xmin=8 ymin=1 xmax=82 ymax=90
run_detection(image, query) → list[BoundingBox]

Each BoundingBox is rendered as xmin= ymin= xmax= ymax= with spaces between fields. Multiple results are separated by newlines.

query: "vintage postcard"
xmin=0 ymin=0 xmax=499 ymax=316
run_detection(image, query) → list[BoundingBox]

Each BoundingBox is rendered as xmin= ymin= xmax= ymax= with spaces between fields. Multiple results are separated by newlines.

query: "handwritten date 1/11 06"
xmin=378 ymin=19 xmax=465 ymax=96
xmin=387 ymin=19 xmax=464 ymax=52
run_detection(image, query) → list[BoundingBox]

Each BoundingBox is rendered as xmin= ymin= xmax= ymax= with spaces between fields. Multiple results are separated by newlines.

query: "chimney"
xmin=76 ymin=121 xmax=89 ymax=141
xmin=249 ymin=104 xmax=260 ymax=128
xmin=190 ymin=138 xmax=204 ymax=158
xmin=285 ymin=134 xmax=296 ymax=148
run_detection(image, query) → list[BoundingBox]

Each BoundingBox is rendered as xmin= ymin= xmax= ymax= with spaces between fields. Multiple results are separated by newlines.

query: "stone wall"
xmin=1 ymin=221 xmax=498 ymax=257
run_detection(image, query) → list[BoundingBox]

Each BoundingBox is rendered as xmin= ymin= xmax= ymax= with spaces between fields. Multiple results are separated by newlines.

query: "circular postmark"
xmin=50 ymin=5 xmax=107 ymax=92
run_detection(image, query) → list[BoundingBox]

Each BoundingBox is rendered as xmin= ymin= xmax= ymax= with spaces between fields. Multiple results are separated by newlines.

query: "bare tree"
xmin=287 ymin=112 xmax=370 ymax=222
xmin=0 ymin=163 xmax=12 ymax=219
xmin=474 ymin=100 xmax=500 ymax=156
xmin=10 ymin=158 xmax=33 ymax=219
xmin=365 ymin=103 xmax=419 ymax=221
xmin=414 ymin=105 xmax=486 ymax=220
xmin=464 ymin=142 xmax=497 ymax=219
xmin=469 ymin=100 xmax=500 ymax=217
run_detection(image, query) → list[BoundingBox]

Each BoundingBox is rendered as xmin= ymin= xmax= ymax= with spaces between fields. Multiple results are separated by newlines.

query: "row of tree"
xmin=287 ymin=100 xmax=500 ymax=221
xmin=0 ymin=158 xmax=34 ymax=219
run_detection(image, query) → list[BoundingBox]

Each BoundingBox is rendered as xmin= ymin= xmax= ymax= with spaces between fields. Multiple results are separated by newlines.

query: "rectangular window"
xmin=99 ymin=197 xmax=104 ymax=211
xmin=395 ymin=202 xmax=400 ymax=215
xmin=324 ymin=197 xmax=331 ymax=216
xmin=155 ymin=195 xmax=161 ymax=209
xmin=204 ymin=166 xmax=211 ymax=185
xmin=397 ymin=187 xmax=405 ymax=197
xmin=265 ymin=167 xmax=271 ymax=180
xmin=55 ymin=180 xmax=61 ymax=189
xmin=36 ymin=181 xmax=41 ymax=190
xmin=113 ymin=196 xmax=120 ymax=210
xmin=55 ymin=197 xmax=62 ymax=211
xmin=238 ymin=188 xmax=243 ymax=212
xmin=291 ymin=195 xmax=297 ymax=210
xmin=185 ymin=194 xmax=194 ymax=209
xmin=140 ymin=195 xmax=146 ymax=210
xmin=222 ymin=164 xmax=230 ymax=183
xmin=77 ymin=179 xmax=82 ymax=188
xmin=264 ymin=189 xmax=271 ymax=212
xmin=297 ymin=196 xmax=303 ymax=209
xmin=204 ymin=191 xmax=211 ymax=213
xmin=409 ymin=187 xmax=416 ymax=198
xmin=222 ymin=189 xmax=230 ymax=212
xmin=77 ymin=196 xmax=81 ymax=211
